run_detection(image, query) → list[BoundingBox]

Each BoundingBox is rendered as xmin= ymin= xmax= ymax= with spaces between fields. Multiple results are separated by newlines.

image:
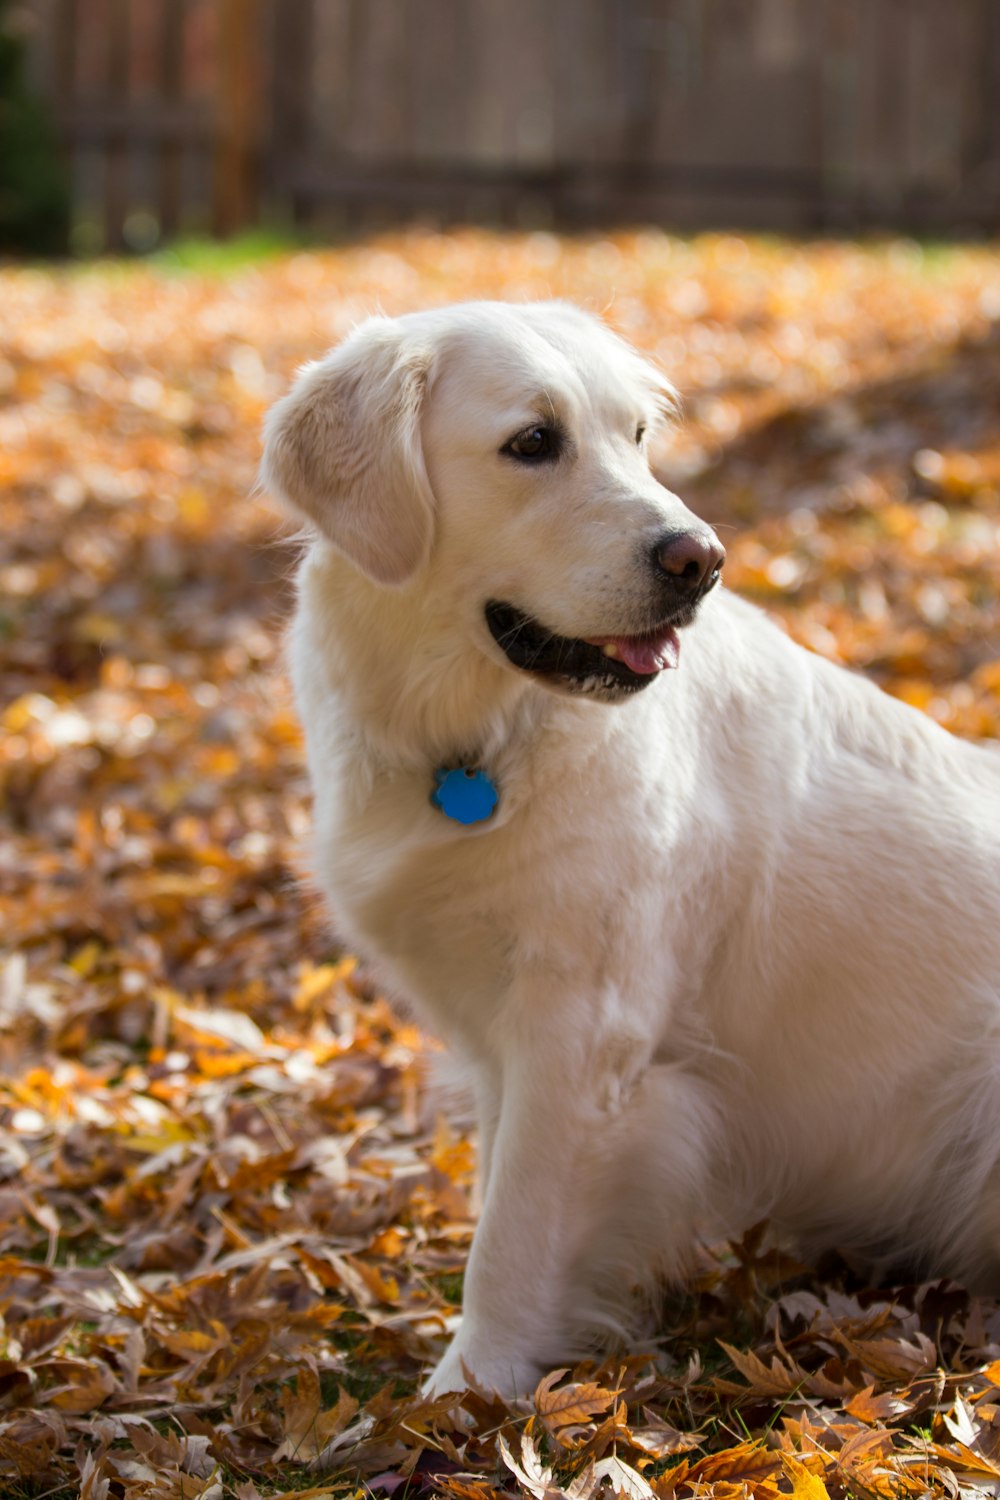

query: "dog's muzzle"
xmin=485 ymin=526 xmax=724 ymax=700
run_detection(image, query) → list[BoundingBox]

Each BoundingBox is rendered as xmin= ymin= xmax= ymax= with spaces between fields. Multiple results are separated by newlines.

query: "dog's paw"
xmin=421 ymin=1344 xmax=473 ymax=1399
xmin=422 ymin=1335 xmax=541 ymax=1401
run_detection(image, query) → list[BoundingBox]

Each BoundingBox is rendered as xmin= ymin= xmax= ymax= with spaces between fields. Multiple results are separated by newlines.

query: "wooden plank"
xmin=184 ymin=0 xmax=216 ymax=96
xmin=616 ymin=0 xmax=660 ymax=168
xmin=709 ymin=0 xmax=815 ymax=172
xmin=52 ymin=0 xmax=78 ymax=98
xmin=815 ymin=0 xmax=860 ymax=220
xmin=826 ymin=0 xmax=872 ymax=217
xmin=960 ymin=0 xmax=1000 ymax=214
xmin=463 ymin=0 xmax=556 ymax=174
xmin=517 ymin=0 xmax=558 ymax=172
xmin=103 ymin=0 xmax=130 ymax=250
xmin=340 ymin=0 xmax=408 ymax=162
xmin=463 ymin=0 xmax=515 ymax=166
xmin=188 ymin=0 xmax=215 ymax=230
xmin=308 ymin=0 xmax=350 ymax=156
xmin=74 ymin=0 xmax=109 ymax=93
xmin=53 ymin=102 xmax=214 ymax=141
xmin=267 ymin=0 xmax=316 ymax=221
xmin=284 ymin=155 xmax=825 ymax=203
xmin=856 ymin=0 xmax=907 ymax=217
xmin=404 ymin=0 xmax=469 ymax=166
xmin=798 ymin=0 xmax=827 ymax=225
xmin=19 ymin=0 xmax=54 ymax=94
xmin=129 ymin=0 xmax=160 ymax=98
xmin=974 ymin=0 xmax=1000 ymax=205
xmin=268 ymin=0 xmax=314 ymax=157
xmin=157 ymin=0 xmax=187 ymax=237
xmin=213 ymin=0 xmax=259 ymax=234
xmin=552 ymin=0 xmax=610 ymax=165
xmin=48 ymin=0 xmax=78 ymax=221
xmin=900 ymin=0 xmax=965 ymax=193
xmin=630 ymin=0 xmax=695 ymax=171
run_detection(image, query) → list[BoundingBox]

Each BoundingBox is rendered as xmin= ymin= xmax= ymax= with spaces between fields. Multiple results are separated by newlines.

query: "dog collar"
xmin=431 ymin=766 xmax=499 ymax=825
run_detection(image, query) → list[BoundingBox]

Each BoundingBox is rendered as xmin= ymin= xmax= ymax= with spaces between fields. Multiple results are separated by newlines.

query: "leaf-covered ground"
xmin=2 ymin=230 xmax=1000 ymax=1499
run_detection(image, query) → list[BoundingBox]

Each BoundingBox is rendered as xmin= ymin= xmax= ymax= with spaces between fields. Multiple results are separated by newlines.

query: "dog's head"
xmin=262 ymin=301 xmax=723 ymax=704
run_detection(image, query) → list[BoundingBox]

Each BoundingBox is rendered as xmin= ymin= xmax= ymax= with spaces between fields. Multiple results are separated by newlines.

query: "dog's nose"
xmin=653 ymin=530 xmax=725 ymax=597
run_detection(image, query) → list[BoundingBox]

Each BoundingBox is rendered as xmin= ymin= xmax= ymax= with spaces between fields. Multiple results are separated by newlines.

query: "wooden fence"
xmin=20 ymin=0 xmax=1000 ymax=250
xmin=22 ymin=0 xmax=263 ymax=248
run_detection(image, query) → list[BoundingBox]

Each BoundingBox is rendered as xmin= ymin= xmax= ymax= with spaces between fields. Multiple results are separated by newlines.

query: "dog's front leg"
xmin=424 ymin=1010 xmax=709 ymax=1398
xmin=470 ymin=1064 xmax=501 ymax=1206
xmin=424 ymin=1048 xmax=587 ymax=1397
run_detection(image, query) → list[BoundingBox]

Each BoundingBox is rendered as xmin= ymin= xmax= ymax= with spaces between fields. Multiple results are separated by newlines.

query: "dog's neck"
xmin=294 ymin=543 xmax=556 ymax=772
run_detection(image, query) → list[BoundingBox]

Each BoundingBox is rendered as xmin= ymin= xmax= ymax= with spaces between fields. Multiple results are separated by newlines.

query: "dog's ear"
xmin=261 ymin=318 xmax=435 ymax=586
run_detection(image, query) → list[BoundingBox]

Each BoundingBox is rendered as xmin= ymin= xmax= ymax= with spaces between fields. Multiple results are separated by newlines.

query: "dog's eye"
xmin=504 ymin=425 xmax=559 ymax=462
xmin=635 ymin=424 xmax=646 ymax=446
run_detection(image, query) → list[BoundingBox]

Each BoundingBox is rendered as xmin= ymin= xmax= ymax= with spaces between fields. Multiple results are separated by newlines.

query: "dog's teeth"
xmin=601 ymin=643 xmax=621 ymax=660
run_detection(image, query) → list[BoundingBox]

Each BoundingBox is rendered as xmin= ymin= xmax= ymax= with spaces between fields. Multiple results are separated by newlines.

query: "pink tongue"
xmin=612 ymin=626 xmax=681 ymax=675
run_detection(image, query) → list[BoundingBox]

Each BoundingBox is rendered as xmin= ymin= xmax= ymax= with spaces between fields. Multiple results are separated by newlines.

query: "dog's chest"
xmin=325 ymin=817 xmax=548 ymax=1048
xmin=308 ymin=735 xmax=659 ymax=1044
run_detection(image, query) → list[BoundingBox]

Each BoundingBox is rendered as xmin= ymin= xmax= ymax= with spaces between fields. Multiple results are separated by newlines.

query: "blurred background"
xmin=4 ymin=0 xmax=1000 ymax=256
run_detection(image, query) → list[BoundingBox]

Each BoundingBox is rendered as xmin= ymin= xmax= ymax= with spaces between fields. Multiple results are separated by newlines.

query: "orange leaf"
xmin=781 ymin=1454 xmax=832 ymax=1500
xmin=534 ymin=1368 xmax=616 ymax=1434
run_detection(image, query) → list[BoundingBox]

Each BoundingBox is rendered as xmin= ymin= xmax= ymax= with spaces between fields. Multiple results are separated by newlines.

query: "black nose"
xmin=653 ymin=529 xmax=725 ymax=598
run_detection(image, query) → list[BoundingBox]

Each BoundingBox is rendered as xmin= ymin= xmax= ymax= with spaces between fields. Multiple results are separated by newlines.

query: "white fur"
xmin=262 ymin=300 xmax=1000 ymax=1398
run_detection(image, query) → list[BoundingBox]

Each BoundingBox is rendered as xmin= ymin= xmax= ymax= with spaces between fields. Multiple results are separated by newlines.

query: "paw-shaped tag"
xmin=431 ymin=766 xmax=499 ymax=825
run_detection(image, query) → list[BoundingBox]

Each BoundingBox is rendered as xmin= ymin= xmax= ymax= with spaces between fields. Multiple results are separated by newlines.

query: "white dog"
xmin=262 ymin=300 xmax=1000 ymax=1398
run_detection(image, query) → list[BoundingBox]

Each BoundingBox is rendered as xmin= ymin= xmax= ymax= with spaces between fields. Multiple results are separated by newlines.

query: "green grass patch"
xmin=149 ymin=228 xmax=315 ymax=275
xmin=433 ymin=1270 xmax=465 ymax=1306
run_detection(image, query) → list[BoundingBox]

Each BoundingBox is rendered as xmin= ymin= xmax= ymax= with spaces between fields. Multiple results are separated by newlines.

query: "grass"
xmin=149 ymin=228 xmax=316 ymax=275
xmin=433 ymin=1271 xmax=465 ymax=1307
xmin=56 ymin=223 xmax=314 ymax=275
xmin=45 ymin=221 xmax=991 ymax=284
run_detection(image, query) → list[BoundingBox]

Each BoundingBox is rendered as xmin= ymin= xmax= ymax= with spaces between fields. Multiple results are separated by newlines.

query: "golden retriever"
xmin=262 ymin=301 xmax=1000 ymax=1397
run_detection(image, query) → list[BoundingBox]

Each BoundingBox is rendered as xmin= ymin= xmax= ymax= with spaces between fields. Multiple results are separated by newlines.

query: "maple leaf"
xmin=590 ymin=1453 xmax=655 ymax=1499
xmin=714 ymin=1340 xmax=806 ymax=1398
xmin=497 ymin=1431 xmax=561 ymax=1500
xmin=686 ymin=1442 xmax=783 ymax=1491
xmin=844 ymin=1384 xmax=908 ymax=1426
xmin=781 ymin=1454 xmax=832 ymax=1500
xmin=534 ymin=1369 xmax=617 ymax=1442
xmin=274 ymin=1368 xmax=361 ymax=1464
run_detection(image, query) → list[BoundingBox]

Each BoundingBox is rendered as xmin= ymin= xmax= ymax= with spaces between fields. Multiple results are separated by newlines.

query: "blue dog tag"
xmin=431 ymin=766 xmax=499 ymax=825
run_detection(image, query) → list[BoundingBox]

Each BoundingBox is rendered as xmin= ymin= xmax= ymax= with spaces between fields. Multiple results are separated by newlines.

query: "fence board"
xmin=406 ymin=0 xmax=469 ymax=165
xmin=158 ymin=0 xmax=186 ymax=237
xmin=308 ymin=0 xmax=350 ymax=156
xmin=342 ymin=0 xmax=408 ymax=161
xmin=102 ymin=0 xmax=129 ymax=249
xmin=552 ymin=0 xmax=617 ymax=167
xmin=974 ymin=0 xmax=1000 ymax=201
xmin=213 ymin=0 xmax=258 ymax=233
xmin=265 ymin=0 xmax=313 ymax=222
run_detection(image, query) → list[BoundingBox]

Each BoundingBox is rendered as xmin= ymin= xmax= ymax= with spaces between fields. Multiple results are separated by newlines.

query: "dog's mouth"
xmin=485 ymin=600 xmax=694 ymax=697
